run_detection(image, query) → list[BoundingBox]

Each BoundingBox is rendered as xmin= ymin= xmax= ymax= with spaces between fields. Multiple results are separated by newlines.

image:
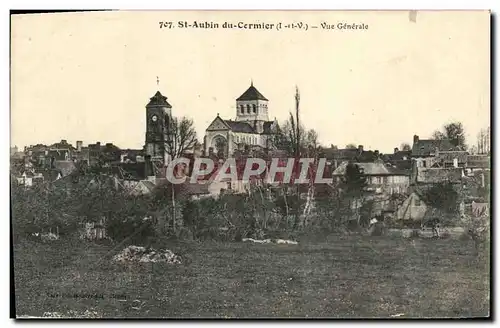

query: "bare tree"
xmin=476 ymin=126 xmax=490 ymax=155
xmin=400 ymin=143 xmax=411 ymax=151
xmin=164 ymin=116 xmax=198 ymax=160
xmin=306 ymin=129 xmax=319 ymax=149
xmin=164 ymin=116 xmax=198 ymax=233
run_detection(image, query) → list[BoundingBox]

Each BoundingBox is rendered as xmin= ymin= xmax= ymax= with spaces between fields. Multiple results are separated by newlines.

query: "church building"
xmin=204 ymin=83 xmax=279 ymax=157
xmin=144 ymin=90 xmax=173 ymax=164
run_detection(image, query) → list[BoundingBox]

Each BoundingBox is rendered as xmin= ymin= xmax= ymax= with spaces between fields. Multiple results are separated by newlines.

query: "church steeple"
xmin=235 ymin=82 xmax=269 ymax=123
xmin=147 ymin=90 xmax=172 ymax=108
xmin=236 ymin=83 xmax=268 ymax=101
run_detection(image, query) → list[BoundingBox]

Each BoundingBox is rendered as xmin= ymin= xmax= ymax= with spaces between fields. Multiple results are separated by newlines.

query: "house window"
xmin=253 ymin=104 xmax=257 ymax=113
xmin=246 ymin=104 xmax=251 ymax=114
xmin=240 ymin=105 xmax=244 ymax=114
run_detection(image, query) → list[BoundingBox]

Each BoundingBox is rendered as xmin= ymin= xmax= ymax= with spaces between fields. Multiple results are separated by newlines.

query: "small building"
xmin=411 ymin=135 xmax=456 ymax=158
xmin=332 ymin=161 xmax=410 ymax=195
xmin=396 ymin=191 xmax=427 ymax=221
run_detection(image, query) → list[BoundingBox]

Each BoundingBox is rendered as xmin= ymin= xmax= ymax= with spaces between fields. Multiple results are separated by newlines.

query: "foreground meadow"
xmin=13 ymin=235 xmax=490 ymax=318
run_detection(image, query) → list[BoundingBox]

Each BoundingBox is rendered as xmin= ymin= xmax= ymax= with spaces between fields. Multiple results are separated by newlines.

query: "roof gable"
xmin=206 ymin=116 xmax=231 ymax=131
xmin=147 ymin=91 xmax=172 ymax=108
xmin=236 ymin=84 xmax=268 ymax=101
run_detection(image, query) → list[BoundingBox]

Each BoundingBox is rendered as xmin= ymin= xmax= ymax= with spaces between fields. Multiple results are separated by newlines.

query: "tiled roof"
xmin=332 ymin=161 xmax=409 ymax=176
xmin=53 ymin=160 xmax=77 ymax=177
xmin=48 ymin=150 xmax=69 ymax=161
xmin=411 ymin=139 xmax=455 ymax=157
xmin=236 ymin=84 xmax=268 ymax=101
xmin=112 ymin=163 xmax=147 ymax=181
xmin=416 ymin=167 xmax=463 ymax=184
xmin=467 ymin=155 xmax=490 ymax=168
xmin=39 ymin=169 xmax=62 ymax=182
xmin=322 ymin=148 xmax=380 ymax=163
xmin=436 ymin=151 xmax=468 ymax=164
xmin=389 ymin=150 xmax=411 ymax=162
xmin=147 ymin=91 xmax=172 ymax=108
xmin=140 ymin=180 xmax=156 ymax=193
xmin=224 ymin=120 xmax=255 ymax=133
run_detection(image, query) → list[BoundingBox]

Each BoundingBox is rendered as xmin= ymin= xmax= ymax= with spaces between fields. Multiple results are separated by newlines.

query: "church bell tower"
xmin=145 ymin=88 xmax=172 ymax=165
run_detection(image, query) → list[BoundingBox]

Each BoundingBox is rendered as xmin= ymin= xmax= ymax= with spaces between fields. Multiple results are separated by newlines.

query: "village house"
xmin=332 ymin=161 xmax=410 ymax=195
xmin=466 ymin=154 xmax=490 ymax=173
xmin=382 ymin=147 xmax=412 ymax=171
xmin=87 ymin=142 xmax=122 ymax=166
xmin=322 ymin=145 xmax=383 ymax=170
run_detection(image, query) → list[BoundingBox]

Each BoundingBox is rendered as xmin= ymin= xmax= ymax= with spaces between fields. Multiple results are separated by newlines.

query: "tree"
xmin=306 ymin=129 xmax=319 ymax=149
xmin=433 ymin=121 xmax=466 ymax=149
xmin=164 ymin=115 xmax=198 ymax=233
xmin=342 ymin=163 xmax=367 ymax=195
xmin=476 ymin=126 xmax=490 ymax=155
xmin=274 ymin=113 xmax=304 ymax=155
xmin=338 ymin=163 xmax=367 ymax=226
xmin=165 ymin=116 xmax=198 ymax=159
xmin=345 ymin=144 xmax=357 ymax=149
xmin=420 ymin=182 xmax=460 ymax=226
xmin=400 ymin=143 xmax=411 ymax=151
xmin=432 ymin=131 xmax=446 ymax=140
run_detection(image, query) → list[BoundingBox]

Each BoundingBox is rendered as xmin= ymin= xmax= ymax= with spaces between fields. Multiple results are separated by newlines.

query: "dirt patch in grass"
xmin=13 ymin=236 xmax=490 ymax=318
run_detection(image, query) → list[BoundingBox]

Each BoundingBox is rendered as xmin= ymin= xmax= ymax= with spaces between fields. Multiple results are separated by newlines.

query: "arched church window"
xmin=252 ymin=104 xmax=257 ymax=113
xmin=246 ymin=104 xmax=251 ymax=114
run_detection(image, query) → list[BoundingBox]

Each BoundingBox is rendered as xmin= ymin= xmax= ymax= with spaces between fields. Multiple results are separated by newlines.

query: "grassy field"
xmin=13 ymin=235 xmax=490 ymax=319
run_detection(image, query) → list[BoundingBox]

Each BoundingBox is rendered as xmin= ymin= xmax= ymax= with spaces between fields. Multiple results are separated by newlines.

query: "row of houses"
xmin=11 ymin=132 xmax=491 ymax=223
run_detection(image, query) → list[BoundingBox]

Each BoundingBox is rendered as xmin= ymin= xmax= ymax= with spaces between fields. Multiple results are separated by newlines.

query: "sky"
xmin=10 ymin=10 xmax=490 ymax=153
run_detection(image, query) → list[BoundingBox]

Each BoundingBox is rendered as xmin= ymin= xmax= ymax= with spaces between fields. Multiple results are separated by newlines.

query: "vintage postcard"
xmin=10 ymin=10 xmax=490 ymax=319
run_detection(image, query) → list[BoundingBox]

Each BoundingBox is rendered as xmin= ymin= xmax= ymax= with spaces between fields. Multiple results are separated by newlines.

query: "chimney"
xmin=61 ymin=139 xmax=67 ymax=144
xmin=76 ymin=141 xmax=82 ymax=152
xmin=96 ymin=142 xmax=101 ymax=148
xmin=394 ymin=147 xmax=399 ymax=154
xmin=413 ymin=135 xmax=419 ymax=144
xmin=374 ymin=150 xmax=380 ymax=158
xmin=358 ymin=145 xmax=364 ymax=153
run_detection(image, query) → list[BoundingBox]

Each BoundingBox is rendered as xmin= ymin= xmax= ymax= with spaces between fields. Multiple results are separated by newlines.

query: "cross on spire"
xmin=156 ymin=76 xmax=160 ymax=88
